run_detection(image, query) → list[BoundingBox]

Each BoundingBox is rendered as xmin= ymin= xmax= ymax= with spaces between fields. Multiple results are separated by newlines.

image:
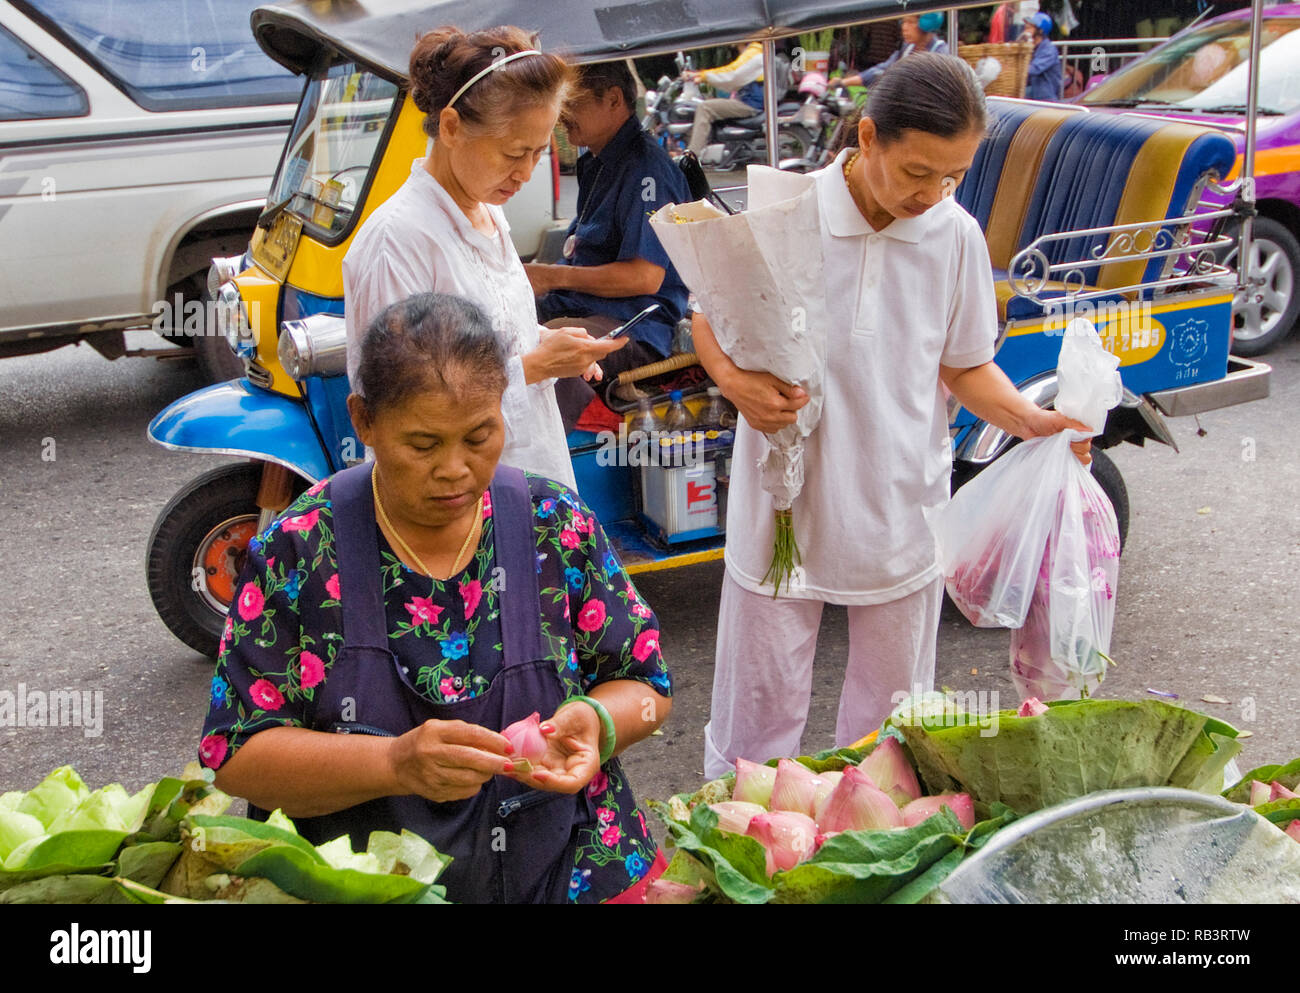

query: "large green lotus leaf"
xmin=15 ymin=766 xmax=89 ymax=829
xmin=1224 ymin=757 xmax=1300 ymax=803
xmin=187 ymin=814 xmax=327 ymax=864
xmin=117 ymin=842 xmax=184 ymax=889
xmin=1 ymin=830 xmax=127 ymax=873
xmin=233 ymin=844 xmax=439 ymax=904
xmin=137 ymin=778 xmax=232 ymax=842
xmin=0 ymin=873 xmax=123 ymax=904
xmin=363 ymin=830 xmax=452 ymax=886
xmin=896 ymin=699 xmax=1239 ymax=816
xmin=648 ymin=801 xmax=774 ymax=904
xmin=771 ymin=810 xmax=963 ymax=904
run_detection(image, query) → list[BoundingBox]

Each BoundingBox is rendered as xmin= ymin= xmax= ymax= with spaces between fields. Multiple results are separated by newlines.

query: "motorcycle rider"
xmin=1021 ymin=12 xmax=1063 ymax=101
xmin=683 ymin=42 xmax=765 ymax=158
xmin=839 ymin=12 xmax=948 ymax=88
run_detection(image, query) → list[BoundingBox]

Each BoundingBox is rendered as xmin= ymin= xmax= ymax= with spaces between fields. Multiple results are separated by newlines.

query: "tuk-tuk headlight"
xmin=215 ymin=281 xmax=256 ymax=358
xmin=206 ymin=255 xmax=244 ymax=299
xmin=278 ymin=313 xmax=349 ymax=380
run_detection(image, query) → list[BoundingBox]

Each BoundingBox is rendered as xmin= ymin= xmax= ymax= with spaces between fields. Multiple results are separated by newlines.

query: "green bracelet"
xmin=571 ymin=695 xmax=616 ymax=765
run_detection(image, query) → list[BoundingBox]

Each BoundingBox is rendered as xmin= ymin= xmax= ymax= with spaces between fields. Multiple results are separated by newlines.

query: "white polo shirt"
xmin=723 ymin=148 xmax=998 ymax=604
xmin=343 ymin=159 xmax=576 ymax=491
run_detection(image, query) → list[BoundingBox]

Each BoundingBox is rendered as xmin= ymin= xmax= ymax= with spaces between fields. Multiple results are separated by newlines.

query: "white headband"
xmin=446 ymin=49 xmax=543 ymax=109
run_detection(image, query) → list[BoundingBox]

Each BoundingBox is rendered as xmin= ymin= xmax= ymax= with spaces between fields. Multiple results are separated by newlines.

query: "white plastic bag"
xmin=928 ymin=318 xmax=1123 ymax=698
xmin=1008 ymin=433 xmax=1121 ymax=699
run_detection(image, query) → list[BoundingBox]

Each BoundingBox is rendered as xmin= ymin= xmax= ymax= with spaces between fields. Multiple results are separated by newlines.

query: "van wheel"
xmin=1229 ymin=217 xmax=1300 ymax=357
xmin=147 ymin=463 xmax=282 ymax=659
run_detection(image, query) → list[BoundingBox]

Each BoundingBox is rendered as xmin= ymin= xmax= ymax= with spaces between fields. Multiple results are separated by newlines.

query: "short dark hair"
xmin=866 ymin=53 xmax=987 ymax=143
xmin=575 ymin=60 xmax=637 ymax=113
xmin=355 ymin=293 xmax=507 ymax=418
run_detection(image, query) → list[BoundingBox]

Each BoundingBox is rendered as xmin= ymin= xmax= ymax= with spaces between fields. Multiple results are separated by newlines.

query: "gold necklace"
xmin=372 ymin=467 xmax=482 ymax=579
xmin=842 ymin=150 xmax=860 ymax=185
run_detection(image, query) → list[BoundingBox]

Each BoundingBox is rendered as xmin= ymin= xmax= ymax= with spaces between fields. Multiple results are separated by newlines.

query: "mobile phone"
xmin=606 ymin=303 xmax=660 ymax=340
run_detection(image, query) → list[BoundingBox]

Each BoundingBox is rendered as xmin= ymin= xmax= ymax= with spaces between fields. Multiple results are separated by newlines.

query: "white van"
xmin=0 ymin=0 xmax=559 ymax=378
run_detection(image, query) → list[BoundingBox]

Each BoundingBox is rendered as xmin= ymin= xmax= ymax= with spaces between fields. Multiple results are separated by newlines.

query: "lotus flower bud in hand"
xmin=502 ymin=712 xmax=548 ymax=765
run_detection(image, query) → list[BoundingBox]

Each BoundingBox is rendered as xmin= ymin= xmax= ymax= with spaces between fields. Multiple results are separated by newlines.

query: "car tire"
xmin=147 ymin=462 xmax=300 ymax=659
xmin=1229 ymin=216 xmax=1300 ymax=357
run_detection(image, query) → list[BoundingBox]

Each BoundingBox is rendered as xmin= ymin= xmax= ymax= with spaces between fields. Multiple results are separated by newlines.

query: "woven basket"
xmin=958 ymin=41 xmax=1032 ymax=98
xmin=553 ymin=125 xmax=579 ymax=171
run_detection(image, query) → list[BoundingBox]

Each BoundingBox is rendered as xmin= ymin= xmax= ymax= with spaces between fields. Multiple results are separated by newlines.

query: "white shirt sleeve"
xmin=940 ymin=213 xmax=1000 ymax=369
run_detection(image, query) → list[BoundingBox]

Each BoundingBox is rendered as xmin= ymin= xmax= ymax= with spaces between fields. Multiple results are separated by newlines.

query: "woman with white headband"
xmin=343 ymin=26 xmax=624 ymax=489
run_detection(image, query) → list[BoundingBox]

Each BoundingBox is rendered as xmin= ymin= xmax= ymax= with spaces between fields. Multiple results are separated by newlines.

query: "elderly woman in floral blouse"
xmin=200 ymin=292 xmax=672 ymax=904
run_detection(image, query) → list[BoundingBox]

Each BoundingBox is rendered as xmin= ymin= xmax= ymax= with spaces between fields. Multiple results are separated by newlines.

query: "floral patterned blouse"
xmin=199 ymin=472 xmax=672 ymax=903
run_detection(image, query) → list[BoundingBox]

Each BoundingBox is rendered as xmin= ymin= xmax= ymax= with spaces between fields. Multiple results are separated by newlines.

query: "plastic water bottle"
xmin=664 ymin=390 xmax=694 ymax=433
xmin=701 ymin=386 xmax=737 ymax=432
xmin=627 ymin=398 xmax=658 ymax=458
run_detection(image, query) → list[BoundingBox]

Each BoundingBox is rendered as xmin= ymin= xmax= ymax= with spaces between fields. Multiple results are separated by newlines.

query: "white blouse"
xmin=342 ymin=159 xmax=576 ymax=490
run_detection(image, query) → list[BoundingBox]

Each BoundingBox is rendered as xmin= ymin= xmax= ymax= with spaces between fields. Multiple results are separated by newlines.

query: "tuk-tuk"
xmin=146 ymin=0 xmax=1272 ymax=658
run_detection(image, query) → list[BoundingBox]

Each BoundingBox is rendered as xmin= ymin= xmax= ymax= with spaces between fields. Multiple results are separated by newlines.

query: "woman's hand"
xmin=505 ymin=701 xmax=602 ymax=795
xmin=719 ymin=366 xmax=809 ymax=434
xmin=387 ymin=719 xmax=513 ymax=804
xmin=523 ymin=326 xmax=627 ymax=383
xmin=1019 ymin=407 xmax=1094 ymax=466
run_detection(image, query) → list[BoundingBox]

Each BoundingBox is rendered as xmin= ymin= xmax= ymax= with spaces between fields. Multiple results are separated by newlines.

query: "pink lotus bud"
xmin=812 ymin=771 xmax=843 ymax=824
xmin=857 ymin=737 xmax=922 ymax=807
xmin=817 ymin=766 xmax=904 ymax=833
xmin=644 ymin=879 xmax=702 ymax=904
xmin=502 ymin=712 xmax=547 ymax=762
xmin=770 ymin=759 xmax=826 ymax=818
xmin=1249 ymin=780 xmax=1272 ymax=806
xmin=1271 ymin=781 xmax=1298 ymax=801
xmin=901 ymin=793 xmax=976 ymax=831
xmin=1284 ymin=820 xmax=1300 ymax=844
xmin=1017 ymin=698 xmax=1049 ymax=717
xmin=746 ymin=811 xmax=819 ymax=875
xmin=709 ymin=801 xmax=766 ymax=835
xmin=733 ymin=758 xmax=778 ymax=807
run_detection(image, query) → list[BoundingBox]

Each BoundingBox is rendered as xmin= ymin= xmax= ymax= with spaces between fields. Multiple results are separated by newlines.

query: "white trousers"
xmin=702 ymin=571 xmax=943 ymax=778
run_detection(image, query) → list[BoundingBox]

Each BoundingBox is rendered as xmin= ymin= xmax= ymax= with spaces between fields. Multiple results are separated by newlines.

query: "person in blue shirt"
xmin=1022 ymin=12 xmax=1063 ymax=101
xmin=526 ymin=61 xmax=691 ymax=431
xmin=840 ymin=13 xmax=949 ymax=88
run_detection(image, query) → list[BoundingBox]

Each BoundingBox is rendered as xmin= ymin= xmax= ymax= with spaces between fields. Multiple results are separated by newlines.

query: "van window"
xmin=18 ymin=0 xmax=301 ymax=111
xmin=0 ymin=25 xmax=88 ymax=120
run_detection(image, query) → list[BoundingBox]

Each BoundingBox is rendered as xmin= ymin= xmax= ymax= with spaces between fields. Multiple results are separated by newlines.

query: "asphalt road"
xmin=1 ymin=329 xmax=1297 ymax=818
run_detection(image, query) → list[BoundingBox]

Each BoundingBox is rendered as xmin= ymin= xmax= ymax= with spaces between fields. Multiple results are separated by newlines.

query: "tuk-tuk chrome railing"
xmin=1008 ymin=208 xmax=1238 ymax=307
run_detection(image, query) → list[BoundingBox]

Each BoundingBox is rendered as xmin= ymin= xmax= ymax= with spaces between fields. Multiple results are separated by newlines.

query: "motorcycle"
xmin=779 ymin=71 xmax=860 ymax=173
xmin=646 ymin=52 xmax=810 ymax=171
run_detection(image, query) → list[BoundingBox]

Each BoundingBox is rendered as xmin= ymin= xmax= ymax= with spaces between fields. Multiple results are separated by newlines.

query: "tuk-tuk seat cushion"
xmin=958 ymin=100 xmax=1237 ymax=322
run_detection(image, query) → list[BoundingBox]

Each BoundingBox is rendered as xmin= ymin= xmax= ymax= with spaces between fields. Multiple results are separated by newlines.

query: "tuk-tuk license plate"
xmin=251 ymin=211 xmax=304 ymax=282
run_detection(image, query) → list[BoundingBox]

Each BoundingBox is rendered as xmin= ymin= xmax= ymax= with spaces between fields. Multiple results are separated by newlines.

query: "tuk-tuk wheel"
xmin=147 ymin=462 xmax=302 ymax=659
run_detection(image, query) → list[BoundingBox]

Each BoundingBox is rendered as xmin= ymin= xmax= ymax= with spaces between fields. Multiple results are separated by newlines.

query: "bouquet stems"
xmin=762 ymin=508 xmax=802 ymax=597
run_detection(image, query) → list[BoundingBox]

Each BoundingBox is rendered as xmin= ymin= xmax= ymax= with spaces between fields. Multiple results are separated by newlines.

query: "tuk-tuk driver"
xmin=525 ymin=61 xmax=691 ymax=430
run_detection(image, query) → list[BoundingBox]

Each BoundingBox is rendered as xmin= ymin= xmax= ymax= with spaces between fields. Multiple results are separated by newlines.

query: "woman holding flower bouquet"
xmin=692 ymin=54 xmax=1091 ymax=777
